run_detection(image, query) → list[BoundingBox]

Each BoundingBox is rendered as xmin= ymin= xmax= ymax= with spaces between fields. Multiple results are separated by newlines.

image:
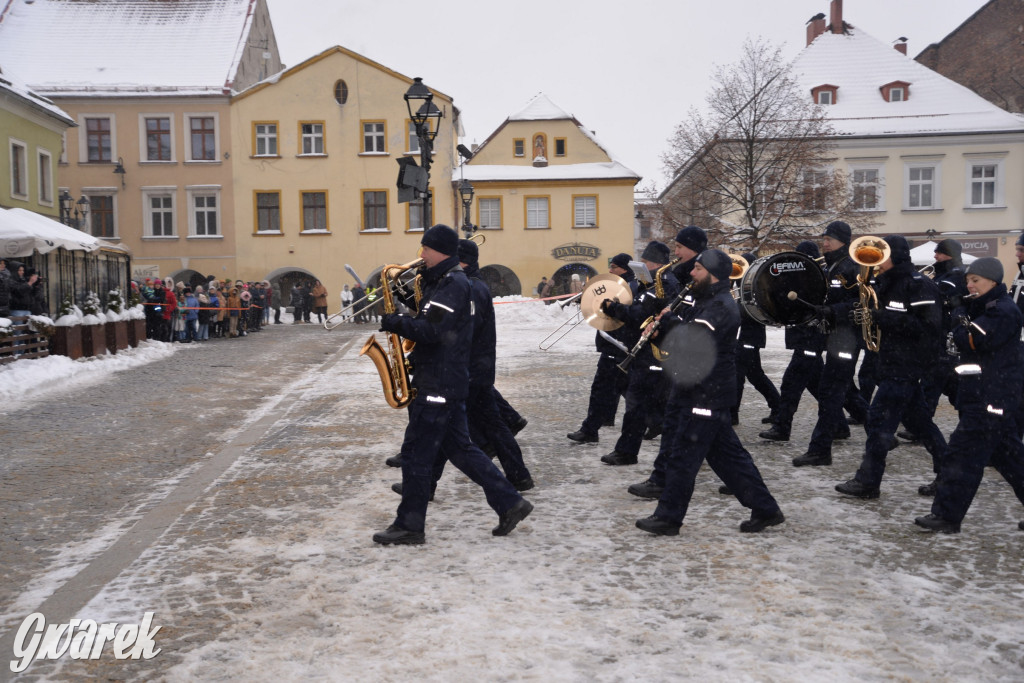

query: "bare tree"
xmin=660 ymin=37 xmax=877 ymax=253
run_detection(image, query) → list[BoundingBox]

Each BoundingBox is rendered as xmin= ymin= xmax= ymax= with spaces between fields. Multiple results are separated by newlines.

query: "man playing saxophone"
xmin=372 ymin=224 xmax=532 ymax=545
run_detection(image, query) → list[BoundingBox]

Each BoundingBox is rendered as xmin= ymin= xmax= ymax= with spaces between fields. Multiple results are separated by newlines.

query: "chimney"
xmin=807 ymin=14 xmax=827 ymax=46
xmin=894 ymin=37 xmax=908 ymax=55
xmin=830 ymin=0 xmax=844 ymax=34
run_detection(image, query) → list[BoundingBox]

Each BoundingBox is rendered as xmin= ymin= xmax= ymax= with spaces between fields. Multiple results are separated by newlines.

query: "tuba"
xmin=729 ymin=254 xmax=749 ymax=299
xmin=359 ymin=258 xmax=424 ymax=408
xmin=848 ymin=236 xmax=891 ymax=352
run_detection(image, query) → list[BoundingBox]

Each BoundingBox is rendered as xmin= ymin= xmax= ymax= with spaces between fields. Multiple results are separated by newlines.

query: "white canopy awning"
xmin=0 ymin=207 xmax=100 ymax=258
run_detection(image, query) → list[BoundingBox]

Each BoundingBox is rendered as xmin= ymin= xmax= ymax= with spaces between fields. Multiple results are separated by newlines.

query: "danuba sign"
xmin=552 ymin=242 xmax=601 ymax=262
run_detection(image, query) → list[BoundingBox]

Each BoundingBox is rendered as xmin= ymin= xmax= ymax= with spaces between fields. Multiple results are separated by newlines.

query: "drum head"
xmin=739 ymin=252 xmax=827 ymax=326
xmin=580 ymin=274 xmax=633 ymax=331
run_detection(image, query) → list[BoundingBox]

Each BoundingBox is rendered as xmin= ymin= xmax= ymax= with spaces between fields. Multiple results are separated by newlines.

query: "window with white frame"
xmin=300 ymin=122 xmax=324 ymax=155
xmin=144 ymin=189 xmax=176 ymax=237
xmin=144 ymin=116 xmax=173 ymax=161
xmin=408 ymin=195 xmax=426 ymax=231
xmin=255 ymin=191 xmax=281 ymax=233
xmin=362 ymin=121 xmax=386 ymax=153
xmin=37 ymin=149 xmax=53 ymax=204
xmin=187 ymin=187 xmax=220 ymax=236
xmin=526 ymin=197 xmax=549 ymax=229
xmin=301 ymin=191 xmax=328 ymax=231
xmin=966 ymin=157 xmax=1005 ymax=208
xmin=362 ymin=190 xmax=388 ymax=230
xmin=10 ymin=139 xmax=27 ymax=199
xmin=905 ymin=162 xmax=940 ymax=210
xmin=479 ymin=197 xmax=501 ymax=229
xmin=254 ymin=122 xmax=278 ymax=156
xmin=850 ymin=167 xmax=883 ymax=210
xmin=84 ymin=117 xmax=113 ymax=162
xmin=573 ymin=196 xmax=597 ymax=227
xmin=186 ymin=114 xmax=218 ymax=161
xmin=801 ymin=169 xmax=829 ymax=212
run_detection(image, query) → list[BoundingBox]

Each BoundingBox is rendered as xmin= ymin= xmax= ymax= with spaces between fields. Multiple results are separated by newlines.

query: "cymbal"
xmin=580 ymin=274 xmax=633 ymax=331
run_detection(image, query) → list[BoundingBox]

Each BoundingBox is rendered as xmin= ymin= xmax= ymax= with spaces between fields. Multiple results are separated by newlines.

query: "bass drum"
xmin=739 ymin=251 xmax=827 ymax=326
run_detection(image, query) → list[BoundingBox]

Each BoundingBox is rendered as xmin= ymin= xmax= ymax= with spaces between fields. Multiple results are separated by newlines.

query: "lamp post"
xmin=59 ymin=190 xmax=90 ymax=230
xmin=458 ymin=179 xmax=475 ymax=238
xmin=404 ymin=77 xmax=442 ymax=227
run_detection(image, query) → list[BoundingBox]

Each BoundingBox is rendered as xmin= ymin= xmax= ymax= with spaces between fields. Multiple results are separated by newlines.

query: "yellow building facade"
xmin=462 ymin=95 xmax=640 ymax=297
xmin=230 ymin=47 xmax=458 ymax=307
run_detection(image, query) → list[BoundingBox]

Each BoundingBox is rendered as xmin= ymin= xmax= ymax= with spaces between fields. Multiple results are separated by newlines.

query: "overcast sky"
xmin=263 ymin=0 xmax=987 ymax=191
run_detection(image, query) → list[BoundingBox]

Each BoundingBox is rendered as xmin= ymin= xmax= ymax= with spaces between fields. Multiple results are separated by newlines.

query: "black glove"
xmin=380 ymin=312 xmax=400 ymax=333
xmin=953 ymin=314 xmax=971 ymax=329
xmin=813 ymin=304 xmax=832 ymax=321
xmin=600 ymin=299 xmax=616 ymax=315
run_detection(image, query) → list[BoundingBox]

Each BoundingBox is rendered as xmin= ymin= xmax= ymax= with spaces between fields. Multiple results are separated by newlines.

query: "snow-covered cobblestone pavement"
xmin=1 ymin=301 xmax=1022 ymax=681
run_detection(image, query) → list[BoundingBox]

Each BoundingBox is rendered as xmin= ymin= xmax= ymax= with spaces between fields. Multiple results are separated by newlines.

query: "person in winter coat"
xmin=916 ymin=257 xmax=1024 ymax=534
xmin=341 ymin=284 xmax=354 ymax=321
xmin=197 ymin=290 xmax=212 ymax=341
xmin=310 ymin=279 xmax=328 ymax=323
xmin=373 ymin=225 xmax=532 ymax=545
xmin=301 ymin=281 xmax=313 ymax=322
xmin=290 ymin=284 xmax=305 ymax=323
xmin=182 ymin=288 xmax=199 ymax=342
xmin=834 ymin=235 xmax=947 ymax=500
xmin=0 ymin=258 xmax=11 ymax=317
xmin=226 ymin=288 xmax=242 ymax=337
xmin=7 ymin=261 xmax=35 ymax=317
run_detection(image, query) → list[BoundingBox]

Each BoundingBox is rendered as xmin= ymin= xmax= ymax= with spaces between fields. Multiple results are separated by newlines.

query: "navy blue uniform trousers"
xmin=614 ymin=364 xmax=665 ymax=456
xmin=397 ymin=396 xmax=520 ymax=532
xmin=580 ymin=352 xmax=628 ymax=435
xmin=808 ymin=349 xmax=868 ymax=456
xmin=466 ymin=384 xmax=531 ymax=484
xmin=933 ymin=405 xmax=1024 ymax=524
xmin=853 ymin=378 xmax=947 ymax=488
xmin=655 ymin=408 xmax=780 ymax=525
xmin=773 ymin=349 xmax=823 ymax=434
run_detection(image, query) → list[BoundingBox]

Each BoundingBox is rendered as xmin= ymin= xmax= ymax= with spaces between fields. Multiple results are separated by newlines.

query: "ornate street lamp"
xmin=404 ymin=77 xmax=443 ymax=227
xmin=59 ymin=190 xmax=90 ymax=230
xmin=459 ymin=179 xmax=475 ymax=238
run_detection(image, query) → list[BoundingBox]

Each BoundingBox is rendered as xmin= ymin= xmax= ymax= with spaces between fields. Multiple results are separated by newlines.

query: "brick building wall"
xmin=915 ymin=0 xmax=1024 ymax=113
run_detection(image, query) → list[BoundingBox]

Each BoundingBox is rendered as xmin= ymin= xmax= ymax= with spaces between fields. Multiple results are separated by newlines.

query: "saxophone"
xmin=359 ymin=258 xmax=423 ymax=408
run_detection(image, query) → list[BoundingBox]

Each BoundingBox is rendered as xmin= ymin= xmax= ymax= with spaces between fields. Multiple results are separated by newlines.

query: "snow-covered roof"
xmin=508 ymin=93 xmax=573 ymax=121
xmin=0 ymin=0 xmax=258 ymax=96
xmin=0 ymin=64 xmax=74 ymax=125
xmin=458 ymin=161 xmax=640 ymax=183
xmin=795 ymin=27 xmax=1024 ymax=137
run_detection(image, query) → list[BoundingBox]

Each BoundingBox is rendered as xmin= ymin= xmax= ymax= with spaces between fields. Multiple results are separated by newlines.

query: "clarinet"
xmin=617 ymin=283 xmax=694 ymax=374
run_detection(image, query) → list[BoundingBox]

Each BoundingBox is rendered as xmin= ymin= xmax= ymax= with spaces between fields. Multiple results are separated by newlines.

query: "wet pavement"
xmin=1 ymin=319 xmax=1023 ymax=681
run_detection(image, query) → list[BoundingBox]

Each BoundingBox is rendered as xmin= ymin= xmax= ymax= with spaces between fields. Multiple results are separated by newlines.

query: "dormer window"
xmin=880 ymin=81 xmax=911 ymax=103
xmin=811 ymin=84 xmax=839 ymax=105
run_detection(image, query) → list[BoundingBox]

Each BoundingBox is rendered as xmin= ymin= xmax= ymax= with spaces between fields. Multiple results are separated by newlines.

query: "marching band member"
xmin=626 ymin=227 xmax=707 ymax=500
xmin=793 ymin=221 xmax=869 ymax=467
xmin=598 ymin=241 xmax=678 ymax=465
xmin=834 ymin=236 xmax=947 ymax=499
xmin=566 ymin=253 xmax=634 ymax=444
xmin=372 ymin=225 xmax=532 ymax=545
xmin=759 ymin=240 xmax=826 ymax=442
xmin=733 ymin=251 xmax=781 ymax=426
xmin=634 ymin=249 xmax=784 ymax=535
xmin=916 ymin=257 xmax=1024 ymax=533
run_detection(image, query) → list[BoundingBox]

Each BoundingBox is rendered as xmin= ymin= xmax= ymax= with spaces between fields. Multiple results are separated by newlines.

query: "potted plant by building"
xmin=104 ymin=289 xmax=129 ymax=353
xmin=80 ymin=291 xmax=106 ymax=357
xmin=50 ymin=294 xmax=84 ymax=359
xmin=126 ymin=283 xmax=146 ymax=347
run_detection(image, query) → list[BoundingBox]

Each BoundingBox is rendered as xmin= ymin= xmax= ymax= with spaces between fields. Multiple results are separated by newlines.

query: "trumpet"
xmin=848 ymin=236 xmax=891 ymax=352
